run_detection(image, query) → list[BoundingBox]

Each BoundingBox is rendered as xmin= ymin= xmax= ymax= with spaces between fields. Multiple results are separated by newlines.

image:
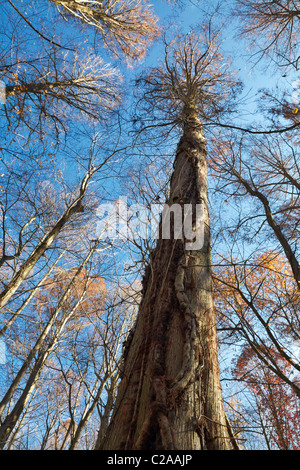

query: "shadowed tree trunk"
xmin=99 ymin=109 xmax=233 ymax=450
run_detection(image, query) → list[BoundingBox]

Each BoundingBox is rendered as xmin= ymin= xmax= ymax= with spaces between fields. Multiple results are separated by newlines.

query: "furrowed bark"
xmin=99 ymin=111 xmax=232 ymax=450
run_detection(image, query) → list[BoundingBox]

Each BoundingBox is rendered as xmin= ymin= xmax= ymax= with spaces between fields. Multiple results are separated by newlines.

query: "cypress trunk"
xmin=100 ymin=112 xmax=232 ymax=450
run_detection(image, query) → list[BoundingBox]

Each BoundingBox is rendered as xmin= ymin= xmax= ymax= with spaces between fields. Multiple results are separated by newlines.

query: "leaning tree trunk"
xmin=100 ymin=111 xmax=232 ymax=450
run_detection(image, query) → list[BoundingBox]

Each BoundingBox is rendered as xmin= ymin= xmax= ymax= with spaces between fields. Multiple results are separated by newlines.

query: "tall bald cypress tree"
xmin=99 ymin=30 xmax=240 ymax=451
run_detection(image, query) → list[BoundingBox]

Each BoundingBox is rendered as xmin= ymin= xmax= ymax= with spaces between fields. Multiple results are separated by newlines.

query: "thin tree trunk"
xmin=99 ymin=112 xmax=233 ymax=450
xmin=5 ymin=388 xmax=37 ymax=450
xmin=0 ymin=245 xmax=96 ymax=417
xmin=0 ymin=168 xmax=93 ymax=310
xmin=0 ymin=251 xmax=66 ymax=338
xmin=0 ymin=243 xmax=99 ymax=448
xmin=68 ymin=373 xmax=111 ymax=450
xmin=94 ymin=373 xmax=119 ymax=450
xmin=0 ymin=353 xmax=45 ymax=449
xmin=231 ymin=167 xmax=300 ymax=289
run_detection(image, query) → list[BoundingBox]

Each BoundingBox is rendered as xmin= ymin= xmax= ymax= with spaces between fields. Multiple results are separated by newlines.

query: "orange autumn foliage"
xmin=214 ymin=251 xmax=299 ymax=330
xmin=51 ymin=0 xmax=161 ymax=64
xmin=34 ymin=267 xmax=107 ymax=328
xmin=233 ymin=345 xmax=300 ymax=450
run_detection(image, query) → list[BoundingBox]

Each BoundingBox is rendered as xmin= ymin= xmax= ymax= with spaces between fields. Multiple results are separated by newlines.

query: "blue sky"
xmin=0 ymin=340 xmax=5 ymax=364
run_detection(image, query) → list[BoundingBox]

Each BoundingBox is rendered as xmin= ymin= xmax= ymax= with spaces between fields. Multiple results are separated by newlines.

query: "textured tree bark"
xmin=100 ymin=111 xmax=232 ymax=450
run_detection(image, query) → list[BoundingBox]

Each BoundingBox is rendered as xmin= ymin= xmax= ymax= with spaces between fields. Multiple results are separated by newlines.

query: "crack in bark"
xmin=170 ymin=254 xmax=198 ymax=394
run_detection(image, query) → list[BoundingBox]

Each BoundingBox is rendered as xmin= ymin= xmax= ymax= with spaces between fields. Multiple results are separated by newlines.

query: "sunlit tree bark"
xmin=100 ymin=30 xmax=239 ymax=450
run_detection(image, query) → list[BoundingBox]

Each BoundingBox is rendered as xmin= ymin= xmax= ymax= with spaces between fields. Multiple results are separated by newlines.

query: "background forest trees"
xmin=0 ymin=0 xmax=299 ymax=450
